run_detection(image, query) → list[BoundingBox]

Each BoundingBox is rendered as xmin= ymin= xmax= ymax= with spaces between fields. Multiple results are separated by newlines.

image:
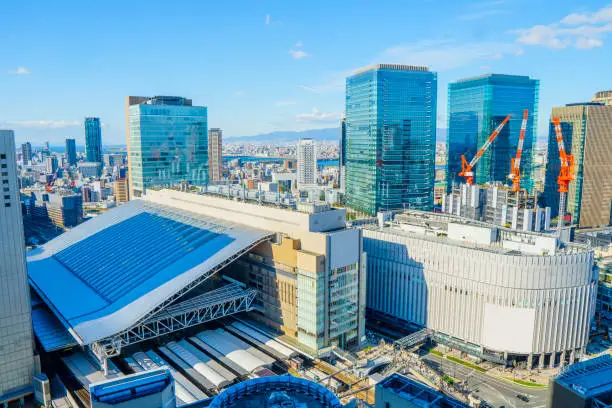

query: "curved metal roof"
xmin=27 ymin=199 xmax=272 ymax=345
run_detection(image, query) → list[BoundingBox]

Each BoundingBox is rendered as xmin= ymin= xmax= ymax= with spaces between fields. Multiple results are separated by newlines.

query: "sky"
xmin=1 ymin=0 xmax=611 ymax=145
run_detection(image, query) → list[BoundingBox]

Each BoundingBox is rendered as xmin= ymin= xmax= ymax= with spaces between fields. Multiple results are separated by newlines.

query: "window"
xmin=0 ymin=164 xmax=5 ymax=168
xmin=0 ymin=154 xmax=5 ymax=159
xmin=4 ymin=203 xmax=9 ymax=207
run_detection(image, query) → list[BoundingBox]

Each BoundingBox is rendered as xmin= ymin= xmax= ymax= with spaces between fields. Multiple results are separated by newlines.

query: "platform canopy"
xmin=28 ymin=199 xmax=273 ymax=348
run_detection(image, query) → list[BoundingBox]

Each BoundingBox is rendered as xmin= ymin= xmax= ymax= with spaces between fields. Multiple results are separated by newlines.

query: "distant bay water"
xmin=223 ymin=155 xmax=338 ymax=169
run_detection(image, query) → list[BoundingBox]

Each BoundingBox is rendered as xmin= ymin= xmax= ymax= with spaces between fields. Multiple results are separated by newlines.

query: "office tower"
xmin=21 ymin=142 xmax=32 ymax=164
xmin=345 ymin=64 xmax=437 ymax=214
xmin=46 ymin=194 xmax=83 ymax=228
xmin=543 ymin=102 xmax=612 ymax=227
xmin=447 ymin=74 xmax=539 ymax=192
xmin=65 ymin=138 xmax=77 ymax=166
xmin=208 ymin=128 xmax=223 ymax=182
xmin=338 ymin=117 xmax=346 ymax=191
xmin=85 ymin=117 xmax=102 ymax=163
xmin=44 ymin=155 xmax=58 ymax=174
xmin=126 ymin=96 xmax=208 ymax=198
xmin=591 ymin=90 xmax=612 ymax=106
xmin=0 ymin=130 xmax=36 ymax=401
xmin=297 ymin=138 xmax=317 ymax=189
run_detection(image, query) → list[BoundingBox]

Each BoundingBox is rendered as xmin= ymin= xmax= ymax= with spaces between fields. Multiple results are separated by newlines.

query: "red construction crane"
xmin=552 ymin=117 xmax=575 ymax=233
xmin=458 ymin=114 xmax=511 ymax=186
xmin=508 ymin=109 xmax=529 ymax=192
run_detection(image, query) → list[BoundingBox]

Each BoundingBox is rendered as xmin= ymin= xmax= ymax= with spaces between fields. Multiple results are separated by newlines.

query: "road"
xmin=422 ymin=354 xmax=549 ymax=408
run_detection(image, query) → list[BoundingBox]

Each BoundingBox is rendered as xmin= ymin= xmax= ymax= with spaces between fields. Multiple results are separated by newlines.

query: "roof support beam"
xmin=91 ymin=284 xmax=257 ymax=359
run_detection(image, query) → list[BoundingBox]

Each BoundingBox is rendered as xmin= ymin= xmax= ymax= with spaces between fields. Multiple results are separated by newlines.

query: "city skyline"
xmin=2 ymin=1 xmax=612 ymax=144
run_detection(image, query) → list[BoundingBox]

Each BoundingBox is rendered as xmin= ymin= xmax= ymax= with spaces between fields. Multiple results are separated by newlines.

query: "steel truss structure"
xmin=92 ymin=284 xmax=258 ymax=359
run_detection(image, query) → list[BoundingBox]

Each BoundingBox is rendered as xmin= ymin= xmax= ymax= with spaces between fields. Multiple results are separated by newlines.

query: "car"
xmin=517 ymin=394 xmax=530 ymax=402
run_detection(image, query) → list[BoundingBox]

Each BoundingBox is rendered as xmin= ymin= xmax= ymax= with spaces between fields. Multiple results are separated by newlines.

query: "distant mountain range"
xmin=227 ymin=127 xmax=449 ymax=143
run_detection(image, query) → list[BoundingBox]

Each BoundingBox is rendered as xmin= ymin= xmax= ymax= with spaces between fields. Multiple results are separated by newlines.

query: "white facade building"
xmin=363 ymin=211 xmax=596 ymax=367
xmin=297 ymin=138 xmax=317 ymax=189
xmin=0 ymin=130 xmax=36 ymax=402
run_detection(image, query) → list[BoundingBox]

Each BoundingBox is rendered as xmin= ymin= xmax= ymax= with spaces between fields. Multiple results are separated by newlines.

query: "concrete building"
xmin=543 ymin=102 xmax=612 ymax=228
xmin=208 ymin=128 xmax=223 ymax=182
xmin=272 ymin=170 xmax=297 ymax=192
xmin=78 ymin=162 xmax=102 ymax=179
xmin=547 ymin=354 xmax=612 ymax=408
xmin=103 ymin=153 xmax=124 ymax=168
xmin=362 ymin=210 xmax=595 ymax=367
xmin=44 ymin=155 xmax=58 ymax=174
xmin=126 ymin=96 xmax=208 ymax=198
xmin=591 ymin=89 xmax=612 ymax=106
xmin=114 ymin=177 xmax=130 ymax=204
xmin=0 ymin=130 xmax=36 ymax=404
xmin=21 ymin=141 xmax=32 ymax=164
xmin=297 ymin=138 xmax=317 ymax=189
xmin=375 ymin=373 xmax=469 ymax=408
xmin=46 ymin=194 xmax=83 ymax=228
xmin=442 ymin=182 xmax=551 ymax=232
xmin=65 ymin=138 xmax=77 ymax=166
xmin=346 ymin=64 xmax=437 ymax=214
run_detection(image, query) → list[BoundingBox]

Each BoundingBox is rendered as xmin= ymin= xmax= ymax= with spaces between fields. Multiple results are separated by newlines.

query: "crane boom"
xmin=459 ymin=114 xmax=511 ymax=186
xmin=508 ymin=110 xmax=529 ymax=192
xmin=552 ymin=117 xmax=575 ymax=234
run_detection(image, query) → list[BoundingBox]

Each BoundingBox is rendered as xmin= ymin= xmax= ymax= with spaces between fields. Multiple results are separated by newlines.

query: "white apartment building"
xmin=297 ymin=138 xmax=317 ymax=190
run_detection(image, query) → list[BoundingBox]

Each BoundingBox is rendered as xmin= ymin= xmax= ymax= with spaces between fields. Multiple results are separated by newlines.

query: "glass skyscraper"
xmin=126 ymin=96 xmax=208 ymax=198
xmin=447 ymin=74 xmax=539 ymax=192
xmin=65 ymin=138 xmax=77 ymax=166
xmin=345 ymin=64 xmax=437 ymax=215
xmin=84 ymin=117 xmax=102 ymax=163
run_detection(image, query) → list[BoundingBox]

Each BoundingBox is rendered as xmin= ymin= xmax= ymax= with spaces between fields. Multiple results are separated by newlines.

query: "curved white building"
xmin=363 ymin=211 xmax=596 ymax=368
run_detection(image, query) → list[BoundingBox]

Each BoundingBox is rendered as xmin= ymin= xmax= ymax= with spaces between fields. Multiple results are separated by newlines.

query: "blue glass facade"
xmin=84 ymin=117 xmax=102 ymax=163
xmin=128 ymin=96 xmax=208 ymax=197
xmin=447 ymin=74 xmax=539 ymax=192
xmin=345 ymin=64 xmax=437 ymax=215
xmin=65 ymin=138 xmax=77 ymax=166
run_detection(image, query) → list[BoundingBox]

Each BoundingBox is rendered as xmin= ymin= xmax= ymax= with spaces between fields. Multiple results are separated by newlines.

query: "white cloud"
xmin=377 ymin=40 xmax=520 ymax=71
xmin=9 ymin=66 xmax=30 ymax=75
xmin=265 ymin=14 xmax=271 ymax=25
xmin=289 ymin=49 xmax=309 ymax=59
xmin=3 ymin=120 xmax=80 ymax=128
xmin=514 ymin=48 xmax=525 ymax=56
xmin=296 ymin=108 xmax=341 ymax=123
xmin=233 ymin=90 xmax=246 ymax=96
xmin=275 ymin=100 xmax=298 ymax=107
xmin=514 ymin=5 xmax=612 ymax=49
xmin=295 ymin=41 xmax=303 ymax=48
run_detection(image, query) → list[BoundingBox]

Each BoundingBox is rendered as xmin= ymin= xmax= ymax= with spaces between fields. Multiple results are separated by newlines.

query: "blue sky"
xmin=1 ymin=0 xmax=611 ymax=145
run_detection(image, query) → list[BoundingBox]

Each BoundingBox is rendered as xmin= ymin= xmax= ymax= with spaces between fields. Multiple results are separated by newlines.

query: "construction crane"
xmin=508 ymin=110 xmax=529 ymax=192
xmin=552 ymin=117 xmax=575 ymax=234
xmin=458 ymin=114 xmax=511 ymax=186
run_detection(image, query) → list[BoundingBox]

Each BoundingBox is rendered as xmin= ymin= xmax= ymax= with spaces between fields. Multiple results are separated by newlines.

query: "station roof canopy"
xmin=27 ymin=199 xmax=273 ymax=346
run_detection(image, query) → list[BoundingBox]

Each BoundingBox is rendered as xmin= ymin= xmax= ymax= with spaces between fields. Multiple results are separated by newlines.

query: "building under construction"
xmin=442 ymin=182 xmax=551 ymax=232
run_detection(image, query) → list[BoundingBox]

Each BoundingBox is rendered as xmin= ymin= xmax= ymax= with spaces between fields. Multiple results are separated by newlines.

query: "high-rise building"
xmin=338 ymin=117 xmax=346 ymax=191
xmin=85 ymin=117 xmax=102 ymax=163
xmin=543 ymin=102 xmax=612 ymax=227
xmin=44 ymin=155 xmax=58 ymax=174
xmin=126 ymin=96 xmax=208 ymax=198
xmin=65 ymin=138 xmax=77 ymax=166
xmin=114 ymin=176 xmax=130 ymax=204
xmin=208 ymin=128 xmax=223 ymax=182
xmin=345 ymin=64 xmax=437 ymax=215
xmin=447 ymin=74 xmax=539 ymax=192
xmin=21 ymin=142 xmax=32 ymax=164
xmin=591 ymin=90 xmax=612 ymax=106
xmin=297 ymin=138 xmax=317 ymax=189
xmin=0 ymin=130 xmax=36 ymax=402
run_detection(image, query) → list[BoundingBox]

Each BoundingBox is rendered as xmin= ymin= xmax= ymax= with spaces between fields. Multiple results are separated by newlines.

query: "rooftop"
xmin=353 ymin=63 xmax=430 ymax=75
xmin=27 ymin=198 xmax=272 ymax=345
xmin=377 ymin=373 xmax=469 ymax=408
xmin=555 ymin=354 xmax=612 ymax=398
